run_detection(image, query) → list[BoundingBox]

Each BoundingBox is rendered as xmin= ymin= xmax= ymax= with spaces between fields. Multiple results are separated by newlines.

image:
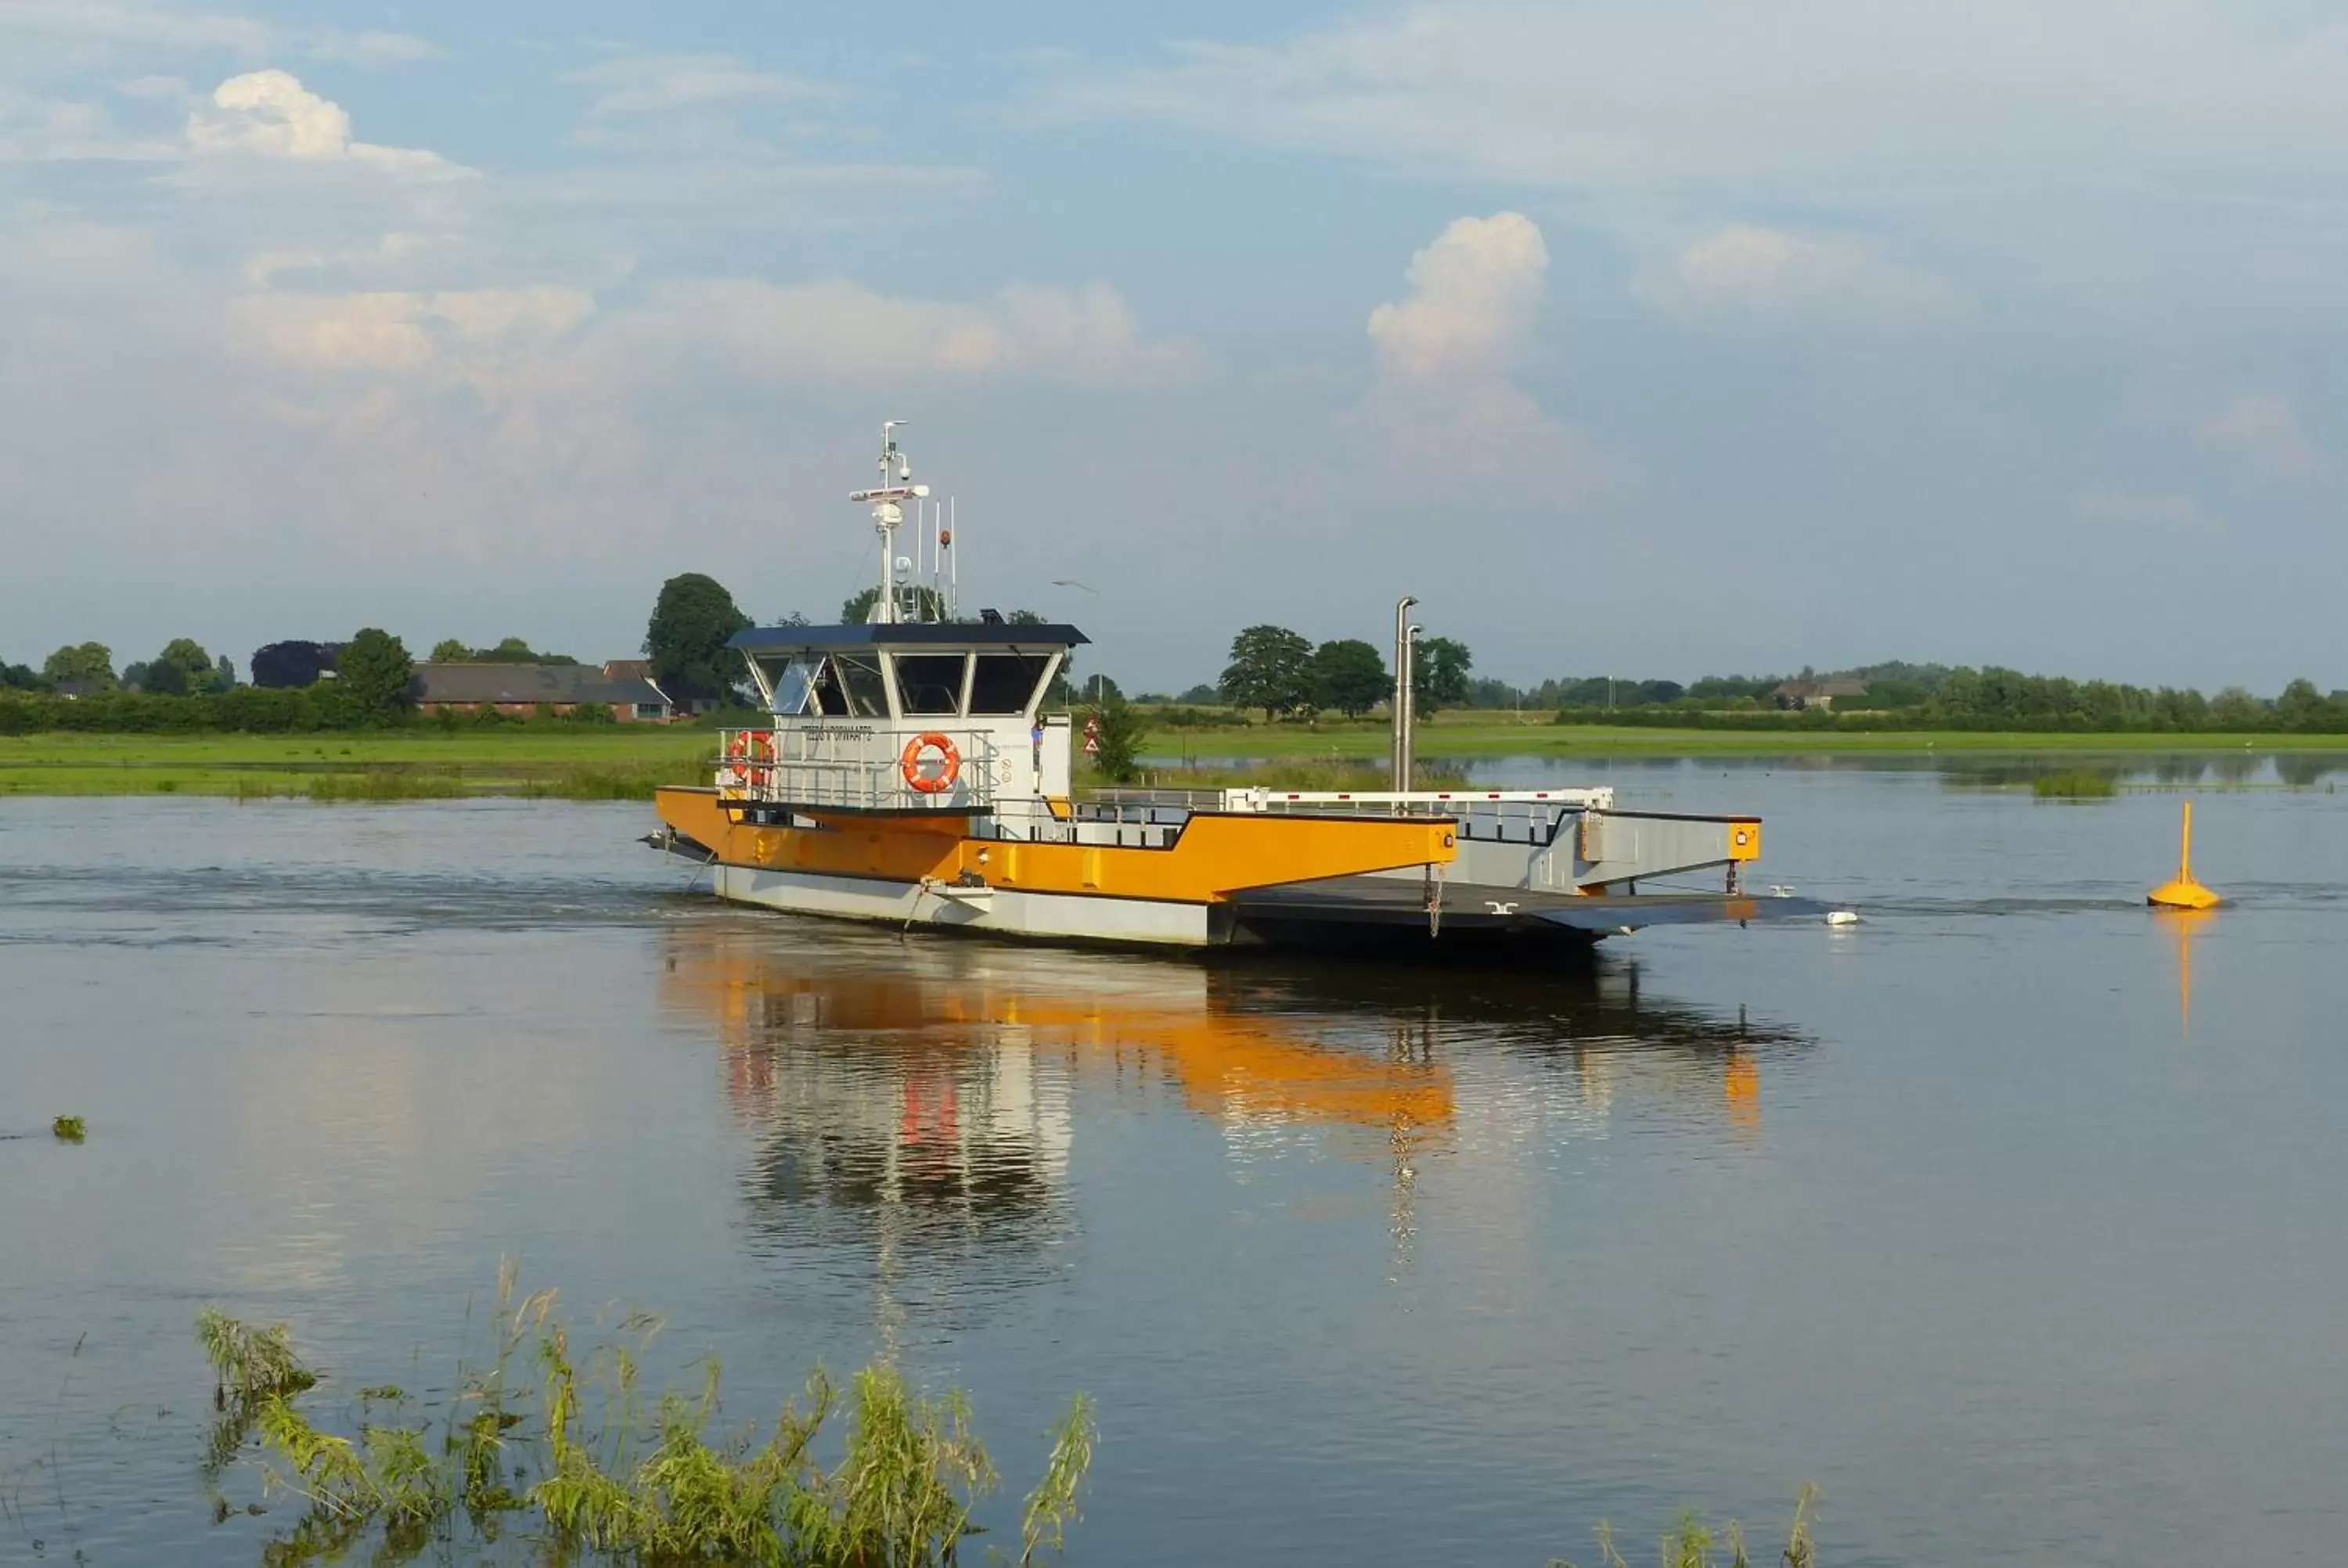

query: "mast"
xmin=849 ymin=421 xmax=929 ymax=624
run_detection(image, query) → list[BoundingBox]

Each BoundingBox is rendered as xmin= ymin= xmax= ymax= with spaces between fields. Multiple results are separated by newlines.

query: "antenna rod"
xmin=1392 ymin=595 xmax=1418 ymax=795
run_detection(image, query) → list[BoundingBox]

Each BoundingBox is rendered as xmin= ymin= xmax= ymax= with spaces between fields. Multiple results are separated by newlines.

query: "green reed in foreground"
xmin=50 ymin=1113 xmax=85 ymax=1142
xmin=196 ymin=1308 xmax=317 ymax=1404
xmin=1555 ymin=1486 xmax=1818 ymax=1568
xmin=202 ymin=1269 xmax=1096 ymax=1566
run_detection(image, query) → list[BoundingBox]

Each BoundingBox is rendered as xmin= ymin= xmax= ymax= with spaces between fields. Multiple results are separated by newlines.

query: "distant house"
xmin=411 ymin=661 xmax=679 ymax=722
xmin=1771 ymin=678 xmax=1869 ymax=711
xmin=602 ymin=658 xmax=724 ymax=717
xmin=51 ymin=679 xmax=104 ymax=700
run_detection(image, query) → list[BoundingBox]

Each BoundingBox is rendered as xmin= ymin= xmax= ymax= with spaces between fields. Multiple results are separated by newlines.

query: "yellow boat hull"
xmin=654 ymin=786 xmax=1459 ymax=949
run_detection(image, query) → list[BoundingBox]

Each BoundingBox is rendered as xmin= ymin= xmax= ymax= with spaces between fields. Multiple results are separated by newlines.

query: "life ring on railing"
xmin=900 ymin=733 xmax=960 ymax=794
xmin=726 ymin=732 xmax=748 ymax=761
xmin=747 ymin=730 xmax=772 ymax=761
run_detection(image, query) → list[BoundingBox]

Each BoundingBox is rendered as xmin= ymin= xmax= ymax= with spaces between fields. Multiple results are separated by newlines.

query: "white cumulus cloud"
xmin=186 ymin=70 xmax=459 ymax=174
xmin=1634 ymin=225 xmax=1971 ymax=329
xmin=1353 ymin=212 xmax=1614 ymax=489
xmin=1367 ymin=211 xmax=1548 ymax=384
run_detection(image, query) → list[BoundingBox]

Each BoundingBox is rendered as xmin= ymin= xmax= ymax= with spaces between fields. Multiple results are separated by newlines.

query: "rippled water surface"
xmin=5 ymin=761 xmax=2346 ymax=1566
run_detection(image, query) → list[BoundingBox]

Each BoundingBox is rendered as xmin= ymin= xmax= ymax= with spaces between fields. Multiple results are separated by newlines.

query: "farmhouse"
xmin=411 ymin=661 xmax=678 ymax=721
xmin=1770 ymin=678 xmax=1869 ymax=711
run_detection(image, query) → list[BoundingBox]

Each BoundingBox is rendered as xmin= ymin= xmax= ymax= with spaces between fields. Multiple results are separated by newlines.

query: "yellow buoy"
xmin=2147 ymin=800 xmax=2222 ymax=909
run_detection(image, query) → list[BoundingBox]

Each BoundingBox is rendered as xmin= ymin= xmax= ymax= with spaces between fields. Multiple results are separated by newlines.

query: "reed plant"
xmin=520 ymin=759 xmax=708 ymax=800
xmin=1556 ymin=1486 xmax=1817 ymax=1568
xmin=195 ymin=1307 xmax=316 ymax=1404
xmin=203 ymin=1268 xmax=1096 ymax=1566
xmin=50 ymin=1114 xmax=85 ymax=1142
xmin=2031 ymin=768 xmax=2119 ymax=800
xmin=304 ymin=770 xmax=469 ymax=802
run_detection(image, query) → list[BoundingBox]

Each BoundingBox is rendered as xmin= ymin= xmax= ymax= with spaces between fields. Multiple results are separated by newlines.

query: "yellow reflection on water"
xmin=654 ymin=922 xmax=1813 ymax=1337
xmin=2155 ymin=904 xmax=2216 ymax=1041
xmin=659 ymin=927 xmax=1457 ymax=1157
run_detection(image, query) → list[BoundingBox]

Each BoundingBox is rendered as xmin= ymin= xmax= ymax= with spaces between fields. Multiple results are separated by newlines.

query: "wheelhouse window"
xmin=894 ymin=653 xmax=969 ymax=717
xmin=808 ymin=660 xmax=848 ymax=715
xmin=767 ymin=656 xmax=821 ymax=716
xmin=968 ymin=653 xmax=1053 ymax=715
xmin=831 ymin=654 xmax=891 ymax=718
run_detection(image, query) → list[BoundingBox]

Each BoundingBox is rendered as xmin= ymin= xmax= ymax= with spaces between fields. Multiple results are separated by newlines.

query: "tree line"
xmin=16 ymin=589 xmax=2346 ymax=737
xmin=1207 ymin=624 xmax=1475 ymax=722
xmin=0 ymin=629 xmax=425 ymax=734
xmin=1531 ymin=661 xmax=2348 ymax=733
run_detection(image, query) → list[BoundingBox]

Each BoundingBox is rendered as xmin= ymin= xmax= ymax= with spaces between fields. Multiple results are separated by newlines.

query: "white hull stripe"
xmin=711 ymin=865 xmax=1215 ymax=947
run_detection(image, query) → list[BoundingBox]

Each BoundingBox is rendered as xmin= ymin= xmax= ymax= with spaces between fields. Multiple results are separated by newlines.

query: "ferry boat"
xmin=652 ymin=426 xmax=1819 ymax=955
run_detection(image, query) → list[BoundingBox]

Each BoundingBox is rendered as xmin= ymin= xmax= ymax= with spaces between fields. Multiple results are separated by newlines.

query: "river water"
xmin=3 ymin=756 xmax=2345 ymax=1566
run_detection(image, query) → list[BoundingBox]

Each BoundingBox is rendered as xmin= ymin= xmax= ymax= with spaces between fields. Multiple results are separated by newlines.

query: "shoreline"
xmin=3 ymin=725 xmax=2343 ymax=797
xmin=1143 ymin=721 xmax=2348 ymax=760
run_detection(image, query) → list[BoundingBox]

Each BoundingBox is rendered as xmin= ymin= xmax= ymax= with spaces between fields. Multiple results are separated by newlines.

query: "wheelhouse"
xmin=733 ymin=623 xmax=1089 ymax=724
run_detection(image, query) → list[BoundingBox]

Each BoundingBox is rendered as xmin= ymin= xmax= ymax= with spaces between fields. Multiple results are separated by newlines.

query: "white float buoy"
xmin=1825 ymin=909 xmax=1861 ymax=926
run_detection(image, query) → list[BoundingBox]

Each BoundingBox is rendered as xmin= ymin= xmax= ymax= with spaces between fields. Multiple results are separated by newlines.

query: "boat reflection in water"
xmin=657 ymin=922 xmax=1809 ymax=1318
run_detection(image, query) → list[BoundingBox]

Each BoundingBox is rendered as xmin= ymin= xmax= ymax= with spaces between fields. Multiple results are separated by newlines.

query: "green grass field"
xmin=3 ymin=719 xmax=2341 ymax=798
xmin=0 ymin=728 xmax=717 ymax=799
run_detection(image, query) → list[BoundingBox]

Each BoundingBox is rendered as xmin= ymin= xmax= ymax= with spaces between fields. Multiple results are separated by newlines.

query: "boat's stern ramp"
xmin=1080 ymin=786 xmax=1829 ymax=950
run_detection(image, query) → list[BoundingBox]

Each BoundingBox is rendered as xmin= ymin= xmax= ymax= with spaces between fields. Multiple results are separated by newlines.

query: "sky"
xmin=3 ymin=0 xmax=2345 ymax=694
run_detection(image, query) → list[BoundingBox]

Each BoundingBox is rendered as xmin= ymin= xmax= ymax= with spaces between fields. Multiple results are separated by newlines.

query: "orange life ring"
xmin=726 ymin=732 xmax=747 ymax=761
xmin=747 ymin=730 xmax=773 ymax=761
xmin=900 ymin=733 xmax=960 ymax=793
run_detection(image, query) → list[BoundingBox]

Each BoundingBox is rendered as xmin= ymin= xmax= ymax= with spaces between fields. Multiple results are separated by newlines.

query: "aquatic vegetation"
xmin=2032 ymin=768 xmax=2119 ymax=800
xmin=1555 ymin=1487 xmax=1817 ymax=1568
xmin=196 ymin=1308 xmax=316 ymax=1403
xmin=1019 ymin=1393 xmax=1097 ymax=1565
xmin=304 ymin=770 xmax=470 ymax=802
xmin=49 ymin=1114 xmax=85 ymax=1142
xmin=520 ymin=759 xmax=709 ymax=800
xmin=202 ymin=1274 xmax=1096 ymax=1566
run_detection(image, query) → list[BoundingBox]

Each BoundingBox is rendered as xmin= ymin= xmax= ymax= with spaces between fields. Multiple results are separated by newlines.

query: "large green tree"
xmin=1218 ymin=624 xmax=1313 ymax=721
xmin=2208 ymin=685 xmax=2265 ymax=731
xmin=429 ymin=636 xmax=578 ymax=665
xmin=1308 ymin=638 xmax=1391 ymax=717
xmin=337 ymin=628 xmax=416 ymax=723
xmin=646 ymin=574 xmax=752 ymax=703
xmin=1410 ymin=635 xmax=1474 ymax=714
xmin=42 ymin=642 xmax=115 ymax=689
xmin=2274 ymin=678 xmax=2342 ymax=732
xmin=149 ymin=638 xmax=224 ymax=693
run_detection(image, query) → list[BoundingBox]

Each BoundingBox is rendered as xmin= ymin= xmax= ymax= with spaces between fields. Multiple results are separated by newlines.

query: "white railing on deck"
xmin=715 ymin=727 xmax=1001 ymax=811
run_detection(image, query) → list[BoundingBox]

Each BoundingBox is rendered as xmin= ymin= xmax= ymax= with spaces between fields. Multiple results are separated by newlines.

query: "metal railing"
xmin=715 ymin=727 xmax=1002 ymax=811
xmin=1086 ymin=786 xmax=1613 ymax=817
